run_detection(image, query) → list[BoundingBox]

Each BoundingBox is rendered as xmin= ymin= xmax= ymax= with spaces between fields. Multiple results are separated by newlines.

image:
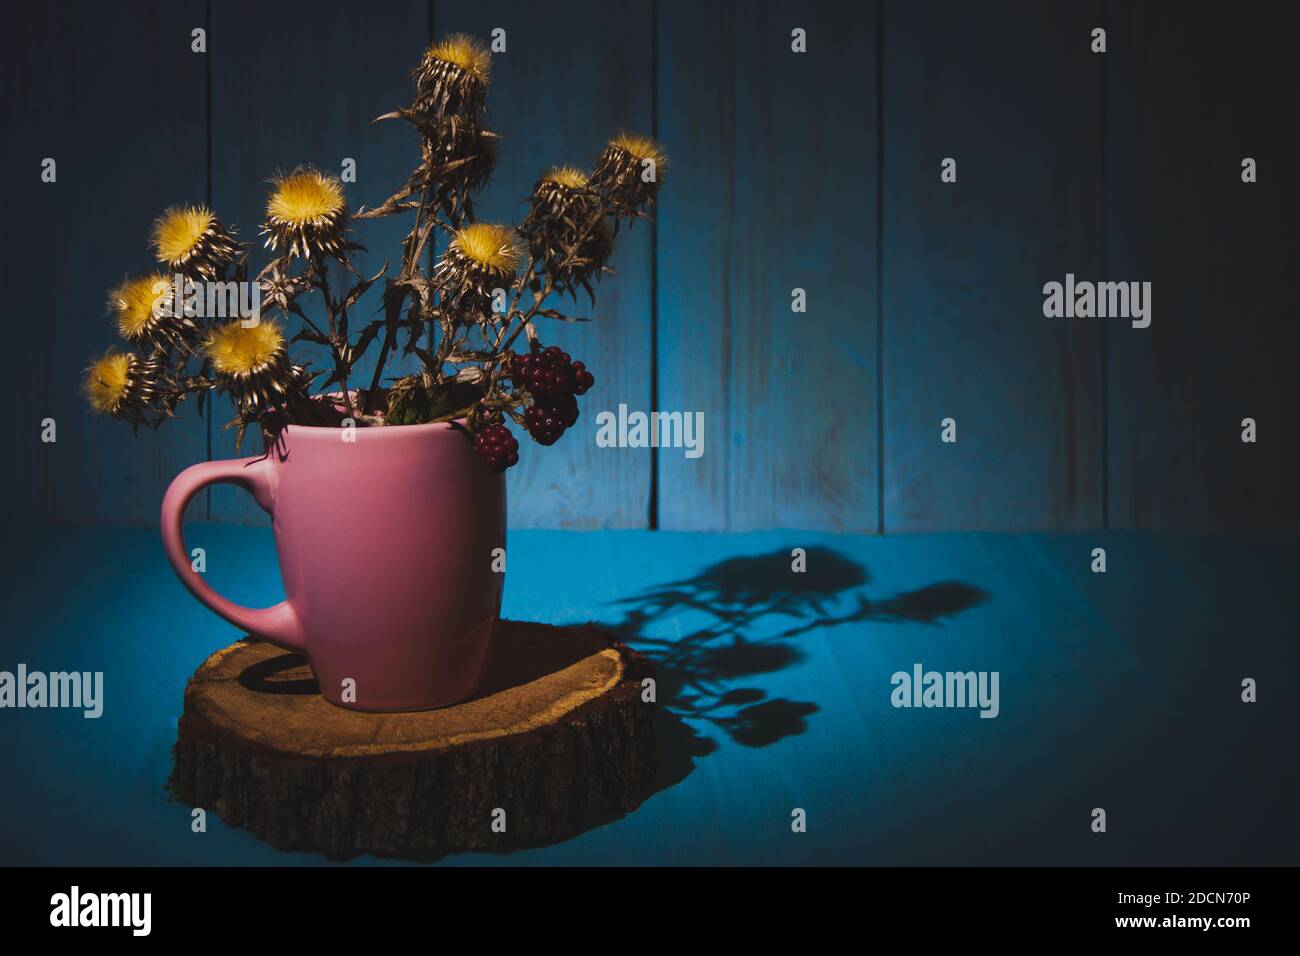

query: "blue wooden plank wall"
xmin=1105 ymin=1 xmax=1299 ymax=534
xmin=4 ymin=0 xmax=207 ymax=526
xmin=657 ymin=0 xmax=878 ymax=532
xmin=207 ymin=0 xmax=430 ymax=523
xmin=881 ymin=1 xmax=1104 ymax=532
xmin=5 ymin=0 xmax=1296 ymax=533
xmin=436 ymin=0 xmax=655 ymax=529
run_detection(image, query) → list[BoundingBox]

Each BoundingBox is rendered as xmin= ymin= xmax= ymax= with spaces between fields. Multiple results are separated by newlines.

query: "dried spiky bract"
xmin=262 ymin=168 xmax=349 ymax=260
xmin=590 ymin=133 xmax=668 ymax=217
xmin=433 ymin=222 xmax=521 ymax=313
xmin=420 ymin=116 xmax=498 ymax=220
xmin=413 ymin=34 xmax=491 ymax=120
xmin=83 ymin=349 xmax=163 ymax=425
xmin=152 ymin=205 xmax=242 ymax=280
xmin=205 ymin=320 xmax=304 ymax=414
xmin=110 ymin=274 xmax=199 ymax=353
xmin=521 ymin=167 xmax=613 ymax=296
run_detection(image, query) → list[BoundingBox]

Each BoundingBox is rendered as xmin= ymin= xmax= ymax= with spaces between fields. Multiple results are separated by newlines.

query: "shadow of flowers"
xmin=590 ymin=547 xmax=987 ymax=790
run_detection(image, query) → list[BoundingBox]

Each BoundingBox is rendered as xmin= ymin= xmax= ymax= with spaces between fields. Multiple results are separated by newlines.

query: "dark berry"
xmin=513 ymin=345 xmax=589 ymax=404
xmin=571 ymin=361 xmax=594 ymax=395
xmin=510 ymin=345 xmax=595 ymax=446
xmin=524 ymin=404 xmax=569 ymax=446
xmin=474 ymin=423 xmax=519 ymax=473
xmin=550 ymin=392 xmax=579 ymax=428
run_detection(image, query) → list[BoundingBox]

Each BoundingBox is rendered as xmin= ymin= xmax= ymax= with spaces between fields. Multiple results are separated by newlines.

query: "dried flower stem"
xmin=497 ymin=196 xmax=613 ymax=357
xmin=364 ymin=180 xmax=437 ymax=411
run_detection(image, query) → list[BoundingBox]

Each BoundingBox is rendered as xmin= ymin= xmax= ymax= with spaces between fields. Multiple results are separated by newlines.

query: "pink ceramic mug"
xmin=161 ymin=420 xmax=505 ymax=712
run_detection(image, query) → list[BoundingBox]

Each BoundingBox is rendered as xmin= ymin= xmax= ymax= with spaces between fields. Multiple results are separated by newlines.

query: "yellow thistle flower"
xmin=425 ymin=33 xmax=491 ymax=82
xmin=151 ymin=205 xmax=241 ymax=279
xmin=83 ymin=349 xmax=159 ymax=421
xmin=414 ymin=33 xmax=492 ymax=118
xmin=83 ymin=350 xmax=134 ymax=414
xmin=153 ymin=207 xmax=211 ymax=263
xmin=206 ymin=320 xmax=286 ymax=377
xmin=542 ymin=166 xmax=590 ymax=189
xmin=523 ymin=167 xmax=609 ymax=293
xmin=608 ymin=133 xmax=667 ymax=168
xmin=263 ymin=168 xmax=348 ymax=259
xmin=205 ymin=320 xmax=300 ymax=413
xmin=451 ymin=223 xmax=521 ymax=273
xmin=267 ymin=169 xmax=345 ymax=226
xmin=591 ymin=132 xmax=668 ymax=213
xmin=434 ymin=223 xmax=521 ymax=312
xmin=109 ymin=275 xmax=169 ymax=339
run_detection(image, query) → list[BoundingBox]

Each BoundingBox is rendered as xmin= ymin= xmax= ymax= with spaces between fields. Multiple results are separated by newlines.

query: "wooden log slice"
xmin=169 ymin=620 xmax=657 ymax=856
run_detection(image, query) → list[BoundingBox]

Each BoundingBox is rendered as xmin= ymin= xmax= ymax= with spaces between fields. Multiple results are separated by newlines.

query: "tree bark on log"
xmin=169 ymin=621 xmax=657 ymax=856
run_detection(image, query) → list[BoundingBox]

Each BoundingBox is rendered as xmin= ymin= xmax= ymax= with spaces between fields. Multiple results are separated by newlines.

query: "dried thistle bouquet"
xmin=83 ymin=35 xmax=665 ymax=473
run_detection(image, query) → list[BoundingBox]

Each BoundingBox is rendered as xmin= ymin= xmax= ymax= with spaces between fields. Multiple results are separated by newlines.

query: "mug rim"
xmin=281 ymin=389 xmax=470 ymax=440
xmin=280 ymin=416 xmax=469 ymax=439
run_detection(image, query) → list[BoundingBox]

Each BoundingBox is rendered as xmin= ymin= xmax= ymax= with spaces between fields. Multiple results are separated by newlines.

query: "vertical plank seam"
xmin=204 ymin=0 xmax=214 ymax=519
xmin=875 ymin=0 xmax=886 ymax=535
xmin=427 ymin=0 xmax=437 ymax=352
xmin=721 ymin=4 xmax=734 ymax=531
xmin=649 ymin=0 xmax=660 ymax=531
xmin=1100 ymin=0 xmax=1109 ymax=529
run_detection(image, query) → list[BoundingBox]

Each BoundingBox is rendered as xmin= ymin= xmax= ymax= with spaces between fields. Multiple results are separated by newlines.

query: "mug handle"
xmin=160 ymin=456 xmax=305 ymax=652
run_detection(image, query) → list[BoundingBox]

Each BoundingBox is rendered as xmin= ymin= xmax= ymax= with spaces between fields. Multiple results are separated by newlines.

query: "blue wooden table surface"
xmin=1 ymin=527 xmax=1294 ymax=866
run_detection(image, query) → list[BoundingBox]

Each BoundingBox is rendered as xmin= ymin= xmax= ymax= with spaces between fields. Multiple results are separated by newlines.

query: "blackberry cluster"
xmin=474 ymin=423 xmax=519 ymax=473
xmin=511 ymin=347 xmax=595 ymax=446
xmin=523 ymin=394 xmax=579 ymax=446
